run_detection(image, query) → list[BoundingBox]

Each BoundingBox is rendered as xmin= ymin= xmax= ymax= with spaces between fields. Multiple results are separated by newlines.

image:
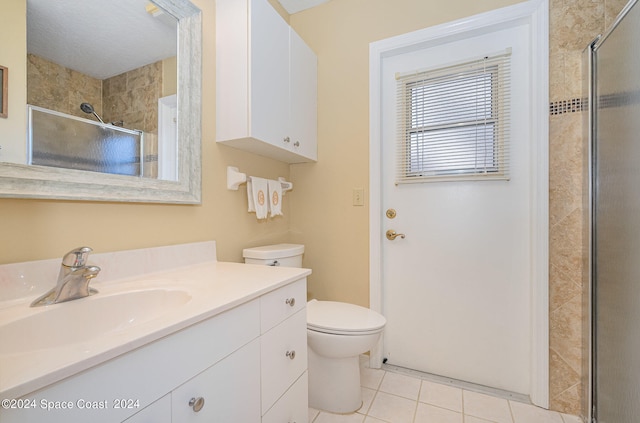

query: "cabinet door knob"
xmin=285 ymin=297 xmax=296 ymax=307
xmin=294 ymin=141 xmax=300 ymax=147
xmin=189 ymin=397 xmax=205 ymax=412
xmin=284 ymin=136 xmax=291 ymax=143
xmin=286 ymin=350 xmax=296 ymax=360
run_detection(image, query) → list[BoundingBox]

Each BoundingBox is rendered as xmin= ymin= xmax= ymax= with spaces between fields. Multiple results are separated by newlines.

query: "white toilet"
xmin=306 ymin=299 xmax=386 ymax=413
xmin=243 ymin=244 xmax=387 ymax=414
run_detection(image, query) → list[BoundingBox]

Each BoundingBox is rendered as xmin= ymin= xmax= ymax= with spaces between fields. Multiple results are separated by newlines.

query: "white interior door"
xmin=380 ymin=23 xmax=532 ymax=395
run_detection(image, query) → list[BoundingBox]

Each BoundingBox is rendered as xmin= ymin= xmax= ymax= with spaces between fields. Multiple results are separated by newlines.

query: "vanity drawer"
xmin=123 ymin=394 xmax=171 ymax=423
xmin=171 ymin=339 xmax=260 ymax=423
xmin=260 ymin=308 xmax=307 ymax=414
xmin=262 ymin=371 xmax=308 ymax=423
xmin=260 ymin=278 xmax=306 ymax=333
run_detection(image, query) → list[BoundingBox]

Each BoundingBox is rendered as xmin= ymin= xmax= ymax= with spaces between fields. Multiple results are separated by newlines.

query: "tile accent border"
xmin=549 ymin=98 xmax=586 ymax=115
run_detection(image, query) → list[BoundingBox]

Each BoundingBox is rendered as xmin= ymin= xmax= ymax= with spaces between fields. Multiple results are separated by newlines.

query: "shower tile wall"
xmin=103 ymin=61 xmax=162 ymax=134
xmin=27 ymin=54 xmax=102 ymax=119
xmin=548 ymin=0 xmax=627 ymax=415
xmin=102 ymin=62 xmax=163 ymax=178
xmin=26 ymin=55 xmax=163 ymax=134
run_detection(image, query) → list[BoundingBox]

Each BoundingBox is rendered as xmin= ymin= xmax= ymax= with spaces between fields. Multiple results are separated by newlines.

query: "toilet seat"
xmin=307 ymin=300 xmax=386 ymax=336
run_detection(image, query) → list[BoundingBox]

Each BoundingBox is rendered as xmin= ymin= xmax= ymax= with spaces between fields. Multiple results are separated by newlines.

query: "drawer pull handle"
xmin=285 ymin=297 xmax=296 ymax=307
xmin=189 ymin=397 xmax=205 ymax=412
xmin=286 ymin=350 xmax=296 ymax=360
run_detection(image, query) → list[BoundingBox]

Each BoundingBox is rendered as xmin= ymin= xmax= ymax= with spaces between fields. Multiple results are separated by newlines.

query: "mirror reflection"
xmin=26 ymin=0 xmax=178 ymax=180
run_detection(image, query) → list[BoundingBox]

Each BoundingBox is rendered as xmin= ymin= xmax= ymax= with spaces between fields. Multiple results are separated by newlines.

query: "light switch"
xmin=353 ymin=188 xmax=365 ymax=206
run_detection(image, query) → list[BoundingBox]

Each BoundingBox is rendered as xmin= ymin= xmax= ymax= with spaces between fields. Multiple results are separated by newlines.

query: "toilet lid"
xmin=243 ymin=244 xmax=304 ymax=260
xmin=307 ymin=300 xmax=386 ymax=334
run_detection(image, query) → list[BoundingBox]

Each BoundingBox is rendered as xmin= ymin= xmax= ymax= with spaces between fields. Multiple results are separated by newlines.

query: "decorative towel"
xmin=247 ymin=179 xmax=255 ymax=212
xmin=250 ymin=177 xmax=269 ymax=219
xmin=268 ymin=179 xmax=283 ymax=217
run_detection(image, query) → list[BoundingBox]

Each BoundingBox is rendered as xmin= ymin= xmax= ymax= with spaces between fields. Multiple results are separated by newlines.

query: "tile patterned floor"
xmin=308 ymin=357 xmax=582 ymax=423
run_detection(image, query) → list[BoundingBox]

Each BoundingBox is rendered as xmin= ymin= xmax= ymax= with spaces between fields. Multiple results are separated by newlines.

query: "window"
xmin=396 ymin=51 xmax=511 ymax=183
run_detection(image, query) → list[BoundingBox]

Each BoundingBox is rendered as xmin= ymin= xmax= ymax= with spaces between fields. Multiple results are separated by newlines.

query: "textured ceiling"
xmin=26 ymin=0 xmax=328 ymax=80
xmin=27 ymin=0 xmax=177 ymax=80
xmin=277 ymin=0 xmax=330 ymax=14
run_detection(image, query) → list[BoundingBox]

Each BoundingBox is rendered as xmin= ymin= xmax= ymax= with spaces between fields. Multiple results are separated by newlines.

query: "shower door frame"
xmin=584 ymin=36 xmax=597 ymax=423
xmin=369 ymin=0 xmax=550 ymax=408
xmin=586 ymin=1 xmax=640 ymax=421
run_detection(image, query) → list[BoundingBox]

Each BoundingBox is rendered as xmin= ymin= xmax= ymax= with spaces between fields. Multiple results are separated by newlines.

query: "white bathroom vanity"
xmin=0 ymin=242 xmax=310 ymax=422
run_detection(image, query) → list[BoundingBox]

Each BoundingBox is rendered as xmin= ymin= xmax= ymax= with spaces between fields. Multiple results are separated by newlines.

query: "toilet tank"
xmin=243 ymin=244 xmax=304 ymax=268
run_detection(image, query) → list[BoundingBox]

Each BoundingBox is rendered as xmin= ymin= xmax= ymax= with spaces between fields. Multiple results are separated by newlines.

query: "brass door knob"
xmin=386 ymin=230 xmax=406 ymax=240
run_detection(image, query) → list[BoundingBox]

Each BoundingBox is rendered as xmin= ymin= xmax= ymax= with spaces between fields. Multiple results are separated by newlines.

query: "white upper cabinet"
xmin=289 ymin=30 xmax=318 ymax=160
xmin=249 ymin=0 xmax=290 ymax=147
xmin=216 ymin=0 xmax=318 ymax=163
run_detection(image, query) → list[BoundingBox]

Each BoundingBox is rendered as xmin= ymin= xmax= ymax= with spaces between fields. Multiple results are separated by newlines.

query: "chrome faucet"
xmin=30 ymin=247 xmax=101 ymax=307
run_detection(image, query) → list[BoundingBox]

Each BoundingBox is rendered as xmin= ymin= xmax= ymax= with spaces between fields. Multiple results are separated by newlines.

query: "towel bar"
xmin=226 ymin=166 xmax=293 ymax=194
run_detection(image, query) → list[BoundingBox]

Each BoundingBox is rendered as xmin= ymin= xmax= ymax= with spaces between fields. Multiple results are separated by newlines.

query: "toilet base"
xmin=308 ymin=347 xmax=363 ymax=413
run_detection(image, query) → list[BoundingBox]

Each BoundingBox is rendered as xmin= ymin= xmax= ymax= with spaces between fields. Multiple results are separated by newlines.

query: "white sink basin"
xmin=0 ymin=288 xmax=192 ymax=356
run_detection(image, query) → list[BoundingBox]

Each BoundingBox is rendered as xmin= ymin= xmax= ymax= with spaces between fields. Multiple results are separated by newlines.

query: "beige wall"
xmin=162 ymin=56 xmax=178 ymax=97
xmin=0 ymin=0 xmax=293 ymax=265
xmin=0 ymin=0 xmax=27 ymax=164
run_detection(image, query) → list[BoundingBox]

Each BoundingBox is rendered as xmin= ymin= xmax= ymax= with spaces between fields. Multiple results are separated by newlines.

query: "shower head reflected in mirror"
xmin=80 ymin=102 xmax=105 ymax=124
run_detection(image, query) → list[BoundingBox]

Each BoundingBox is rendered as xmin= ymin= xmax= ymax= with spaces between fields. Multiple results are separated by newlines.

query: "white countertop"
xmin=0 ymin=261 xmax=311 ymax=399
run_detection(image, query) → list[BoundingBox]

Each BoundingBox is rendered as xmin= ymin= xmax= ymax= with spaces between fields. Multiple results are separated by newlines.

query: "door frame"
xmin=158 ymin=94 xmax=178 ymax=181
xmin=368 ymin=0 xmax=549 ymax=407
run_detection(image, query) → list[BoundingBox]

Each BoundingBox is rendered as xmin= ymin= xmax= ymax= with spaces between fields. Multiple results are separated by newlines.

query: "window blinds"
xmin=395 ymin=50 xmax=511 ymax=183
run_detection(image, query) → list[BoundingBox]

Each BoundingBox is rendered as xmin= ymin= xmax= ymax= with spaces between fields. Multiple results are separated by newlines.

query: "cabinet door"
xmin=289 ymin=29 xmax=318 ymax=161
xmin=250 ymin=0 xmax=290 ymax=147
xmin=261 ymin=309 xmax=308 ymax=414
xmin=262 ymin=372 xmax=308 ymax=423
xmin=123 ymin=395 xmax=171 ymax=423
xmin=172 ymin=339 xmax=261 ymax=422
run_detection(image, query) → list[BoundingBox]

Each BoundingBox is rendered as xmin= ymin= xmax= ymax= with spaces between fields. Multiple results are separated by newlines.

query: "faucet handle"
xmin=83 ymin=265 xmax=101 ymax=279
xmin=61 ymin=246 xmax=94 ymax=268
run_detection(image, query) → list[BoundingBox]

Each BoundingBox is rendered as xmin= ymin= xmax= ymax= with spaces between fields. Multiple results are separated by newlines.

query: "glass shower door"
xmin=593 ymin=0 xmax=640 ymax=421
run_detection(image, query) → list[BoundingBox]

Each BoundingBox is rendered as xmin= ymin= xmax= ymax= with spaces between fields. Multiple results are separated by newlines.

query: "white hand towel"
xmin=247 ymin=179 xmax=255 ymax=212
xmin=268 ymin=179 xmax=283 ymax=217
xmin=250 ymin=177 xmax=269 ymax=219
